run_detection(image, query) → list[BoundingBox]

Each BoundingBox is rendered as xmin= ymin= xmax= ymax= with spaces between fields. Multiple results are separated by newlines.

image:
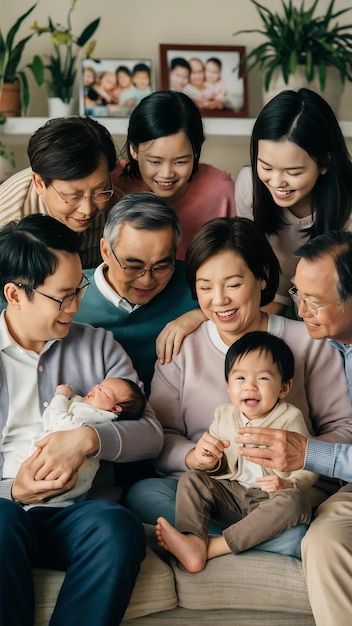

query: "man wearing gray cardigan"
xmin=0 ymin=214 xmax=163 ymax=626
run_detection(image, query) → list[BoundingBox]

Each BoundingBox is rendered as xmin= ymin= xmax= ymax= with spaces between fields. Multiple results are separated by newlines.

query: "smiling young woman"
xmin=235 ymin=88 xmax=352 ymax=315
xmin=111 ymin=90 xmax=235 ymax=259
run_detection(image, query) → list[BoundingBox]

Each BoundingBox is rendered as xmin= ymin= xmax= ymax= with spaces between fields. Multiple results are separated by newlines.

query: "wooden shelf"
xmin=2 ymin=116 xmax=352 ymax=145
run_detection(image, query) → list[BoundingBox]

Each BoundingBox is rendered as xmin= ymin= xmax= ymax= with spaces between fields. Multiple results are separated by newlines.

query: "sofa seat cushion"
xmin=124 ymin=546 xmax=177 ymax=620
xmin=33 ymin=544 xmax=177 ymax=625
xmin=172 ymin=550 xmax=311 ymax=614
xmin=34 ymin=568 xmax=64 ymax=625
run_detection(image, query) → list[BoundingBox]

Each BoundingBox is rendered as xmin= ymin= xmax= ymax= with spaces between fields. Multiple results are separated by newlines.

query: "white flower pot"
xmin=262 ymin=66 xmax=343 ymax=114
xmin=48 ymin=97 xmax=75 ymax=118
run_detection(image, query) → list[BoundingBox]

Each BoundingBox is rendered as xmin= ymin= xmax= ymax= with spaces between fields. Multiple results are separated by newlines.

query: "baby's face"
xmin=205 ymin=61 xmax=221 ymax=83
xmin=227 ymin=350 xmax=289 ymax=420
xmin=83 ymin=379 xmax=132 ymax=412
xmin=133 ymin=70 xmax=150 ymax=90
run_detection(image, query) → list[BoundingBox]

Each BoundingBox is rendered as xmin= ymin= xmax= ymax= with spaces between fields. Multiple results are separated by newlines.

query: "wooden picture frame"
xmin=159 ymin=44 xmax=248 ymax=117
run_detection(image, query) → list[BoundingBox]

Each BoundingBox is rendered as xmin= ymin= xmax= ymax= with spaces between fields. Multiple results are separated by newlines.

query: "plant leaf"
xmin=76 ymin=18 xmax=100 ymax=47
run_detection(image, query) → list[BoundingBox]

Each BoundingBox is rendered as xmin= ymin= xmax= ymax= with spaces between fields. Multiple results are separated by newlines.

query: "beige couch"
xmin=33 ymin=524 xmax=314 ymax=625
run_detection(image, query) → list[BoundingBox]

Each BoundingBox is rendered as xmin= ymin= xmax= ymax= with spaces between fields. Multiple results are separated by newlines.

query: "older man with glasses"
xmin=74 ymin=192 xmax=204 ymax=395
xmin=236 ymin=230 xmax=352 ymax=626
xmin=0 ymin=213 xmax=163 ymax=626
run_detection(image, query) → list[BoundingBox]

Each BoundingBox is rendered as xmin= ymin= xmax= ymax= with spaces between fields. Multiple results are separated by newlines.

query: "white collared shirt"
xmin=0 ymin=311 xmax=44 ymax=477
xmin=94 ymin=263 xmax=141 ymax=314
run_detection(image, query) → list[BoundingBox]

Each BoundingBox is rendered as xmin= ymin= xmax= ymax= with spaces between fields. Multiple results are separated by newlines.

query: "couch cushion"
xmin=33 ymin=540 xmax=177 ymax=625
xmin=172 ymin=550 xmax=311 ymax=615
xmin=124 ymin=545 xmax=177 ymax=620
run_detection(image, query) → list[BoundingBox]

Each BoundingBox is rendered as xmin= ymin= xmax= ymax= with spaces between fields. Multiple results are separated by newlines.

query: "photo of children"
xmin=81 ymin=58 xmax=153 ymax=117
xmin=160 ymin=44 xmax=247 ymax=117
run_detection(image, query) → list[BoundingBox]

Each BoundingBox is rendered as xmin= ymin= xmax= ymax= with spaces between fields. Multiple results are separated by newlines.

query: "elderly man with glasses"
xmin=74 ymin=192 xmax=203 ymax=395
xmin=0 ymin=213 xmax=163 ymax=626
xmin=236 ymin=230 xmax=352 ymax=626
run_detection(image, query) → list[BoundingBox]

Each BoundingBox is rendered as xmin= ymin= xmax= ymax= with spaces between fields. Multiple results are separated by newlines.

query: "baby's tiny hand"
xmin=55 ymin=384 xmax=73 ymax=398
xmin=256 ymin=475 xmax=285 ymax=493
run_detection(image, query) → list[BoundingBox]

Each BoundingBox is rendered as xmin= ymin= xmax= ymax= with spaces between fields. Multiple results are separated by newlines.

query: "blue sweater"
xmin=74 ymin=261 xmax=196 ymax=394
xmin=305 ymin=439 xmax=352 ymax=483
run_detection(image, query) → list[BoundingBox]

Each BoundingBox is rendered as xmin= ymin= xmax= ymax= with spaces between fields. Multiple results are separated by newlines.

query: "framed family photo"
xmin=80 ymin=58 xmax=154 ymax=118
xmin=159 ymin=44 xmax=248 ymax=118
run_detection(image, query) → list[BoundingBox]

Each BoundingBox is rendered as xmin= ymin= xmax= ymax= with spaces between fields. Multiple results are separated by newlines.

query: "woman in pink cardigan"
xmin=125 ymin=217 xmax=352 ymax=559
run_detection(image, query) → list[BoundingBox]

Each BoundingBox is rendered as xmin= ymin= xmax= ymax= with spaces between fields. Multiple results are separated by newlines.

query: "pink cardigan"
xmin=111 ymin=161 xmax=236 ymax=259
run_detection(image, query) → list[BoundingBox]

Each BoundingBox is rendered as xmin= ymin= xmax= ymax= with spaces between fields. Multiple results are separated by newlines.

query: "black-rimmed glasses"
xmin=14 ymin=274 xmax=90 ymax=311
xmin=110 ymin=248 xmax=175 ymax=279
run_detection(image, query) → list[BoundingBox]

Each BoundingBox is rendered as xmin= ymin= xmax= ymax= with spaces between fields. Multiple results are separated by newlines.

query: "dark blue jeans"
xmin=0 ymin=498 xmax=145 ymax=626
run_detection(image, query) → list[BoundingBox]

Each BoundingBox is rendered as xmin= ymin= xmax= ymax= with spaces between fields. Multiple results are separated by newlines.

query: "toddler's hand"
xmin=186 ymin=432 xmax=230 ymax=472
xmin=256 ymin=475 xmax=291 ymax=492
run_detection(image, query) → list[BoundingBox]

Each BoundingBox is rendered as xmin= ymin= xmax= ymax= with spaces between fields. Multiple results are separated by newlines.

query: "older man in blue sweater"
xmin=74 ymin=192 xmax=202 ymax=395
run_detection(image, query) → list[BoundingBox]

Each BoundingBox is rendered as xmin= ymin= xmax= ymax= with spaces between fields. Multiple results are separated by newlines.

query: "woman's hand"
xmin=185 ymin=432 xmax=230 ymax=471
xmin=156 ymin=309 xmax=206 ymax=364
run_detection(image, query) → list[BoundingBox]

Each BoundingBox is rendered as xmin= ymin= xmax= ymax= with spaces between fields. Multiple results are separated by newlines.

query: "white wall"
xmin=4 ymin=0 xmax=352 ymax=177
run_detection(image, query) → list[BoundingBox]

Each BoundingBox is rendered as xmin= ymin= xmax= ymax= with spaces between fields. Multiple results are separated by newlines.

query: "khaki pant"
xmin=302 ymin=483 xmax=352 ymax=626
xmin=176 ymin=470 xmax=311 ymax=553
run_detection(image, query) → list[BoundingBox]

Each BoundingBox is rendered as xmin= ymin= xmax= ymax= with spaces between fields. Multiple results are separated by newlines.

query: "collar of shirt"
xmin=206 ymin=320 xmax=228 ymax=353
xmin=0 ymin=310 xmax=56 ymax=355
xmin=0 ymin=310 xmax=14 ymax=351
xmin=94 ymin=263 xmax=141 ymax=313
xmin=329 ymin=339 xmax=352 ymax=354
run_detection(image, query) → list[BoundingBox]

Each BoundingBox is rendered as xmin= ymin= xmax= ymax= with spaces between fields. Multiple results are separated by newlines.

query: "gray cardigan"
xmin=0 ymin=321 xmax=163 ymax=499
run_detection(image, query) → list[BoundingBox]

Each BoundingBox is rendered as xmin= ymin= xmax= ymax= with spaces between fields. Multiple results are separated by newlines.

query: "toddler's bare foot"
xmin=155 ymin=517 xmax=207 ymax=573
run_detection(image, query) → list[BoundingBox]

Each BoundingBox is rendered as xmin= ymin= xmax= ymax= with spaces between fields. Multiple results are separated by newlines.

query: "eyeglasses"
xmin=288 ymin=286 xmax=339 ymax=315
xmin=51 ymin=182 xmax=114 ymax=208
xmin=14 ymin=274 xmax=90 ymax=311
xmin=110 ymin=248 xmax=175 ymax=279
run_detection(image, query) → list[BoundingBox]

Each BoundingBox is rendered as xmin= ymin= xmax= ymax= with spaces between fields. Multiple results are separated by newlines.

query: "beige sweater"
xmin=210 ymin=401 xmax=319 ymax=492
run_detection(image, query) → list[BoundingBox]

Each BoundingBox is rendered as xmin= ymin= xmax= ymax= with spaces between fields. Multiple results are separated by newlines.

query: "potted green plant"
xmin=0 ymin=3 xmax=37 ymax=117
xmin=28 ymin=0 xmax=100 ymax=115
xmin=0 ymin=4 xmax=38 ymax=175
xmin=233 ymin=0 xmax=352 ymax=109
